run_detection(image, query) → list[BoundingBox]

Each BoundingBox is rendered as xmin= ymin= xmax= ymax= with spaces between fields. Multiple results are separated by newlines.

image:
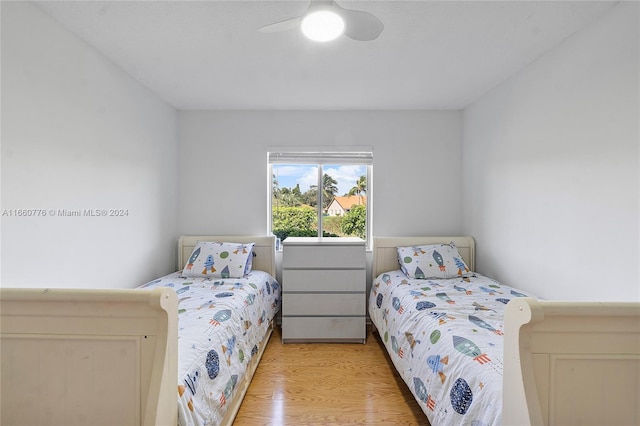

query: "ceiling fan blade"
xmin=258 ymin=16 xmax=302 ymax=33
xmin=339 ymin=8 xmax=384 ymax=41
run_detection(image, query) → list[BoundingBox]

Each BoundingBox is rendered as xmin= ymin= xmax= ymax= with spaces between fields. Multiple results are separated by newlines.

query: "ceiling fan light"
xmin=301 ymin=10 xmax=345 ymax=42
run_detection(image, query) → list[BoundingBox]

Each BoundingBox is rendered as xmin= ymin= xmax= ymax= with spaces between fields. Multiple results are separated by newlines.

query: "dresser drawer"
xmin=283 ymin=269 xmax=365 ymax=292
xmin=281 ymin=237 xmax=366 ymax=343
xmin=282 ymin=317 xmax=365 ymax=342
xmin=282 ymin=244 xmax=365 ymax=269
xmin=283 ymin=293 xmax=364 ymax=316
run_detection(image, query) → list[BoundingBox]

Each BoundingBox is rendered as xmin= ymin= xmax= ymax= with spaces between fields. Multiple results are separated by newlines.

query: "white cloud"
xmin=324 ymin=165 xmax=365 ymax=195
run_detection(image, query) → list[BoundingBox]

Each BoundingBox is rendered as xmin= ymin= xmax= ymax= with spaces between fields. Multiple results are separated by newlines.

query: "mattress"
xmin=369 ymin=270 xmax=533 ymax=426
xmin=140 ymin=270 xmax=281 ymax=426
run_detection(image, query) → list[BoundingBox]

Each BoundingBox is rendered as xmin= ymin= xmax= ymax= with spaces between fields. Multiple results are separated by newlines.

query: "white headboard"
xmin=178 ymin=236 xmax=276 ymax=278
xmin=372 ymin=236 xmax=476 ymax=278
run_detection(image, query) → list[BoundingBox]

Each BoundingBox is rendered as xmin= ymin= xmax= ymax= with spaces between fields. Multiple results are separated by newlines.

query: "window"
xmin=268 ymin=149 xmax=372 ymax=244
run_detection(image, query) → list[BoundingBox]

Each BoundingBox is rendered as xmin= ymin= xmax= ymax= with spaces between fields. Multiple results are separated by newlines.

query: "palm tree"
xmin=310 ymin=173 xmax=339 ymax=210
xmin=272 ymin=173 xmax=281 ymax=211
xmin=348 ymin=175 xmax=367 ymax=205
xmin=322 ymin=174 xmax=338 ymax=210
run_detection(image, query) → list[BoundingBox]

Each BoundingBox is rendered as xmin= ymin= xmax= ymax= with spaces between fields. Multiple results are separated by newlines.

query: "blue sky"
xmin=273 ymin=164 xmax=366 ymax=196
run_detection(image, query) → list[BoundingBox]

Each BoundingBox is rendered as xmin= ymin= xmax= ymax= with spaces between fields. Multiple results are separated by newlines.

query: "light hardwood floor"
xmin=233 ymin=326 xmax=429 ymax=425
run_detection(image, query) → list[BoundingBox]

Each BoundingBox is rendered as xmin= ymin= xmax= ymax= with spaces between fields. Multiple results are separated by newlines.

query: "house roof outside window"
xmin=327 ymin=195 xmax=367 ymax=216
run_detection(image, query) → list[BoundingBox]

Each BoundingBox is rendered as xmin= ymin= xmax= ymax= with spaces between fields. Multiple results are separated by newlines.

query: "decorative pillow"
xmin=182 ymin=241 xmax=255 ymax=278
xmin=397 ymin=242 xmax=471 ymax=279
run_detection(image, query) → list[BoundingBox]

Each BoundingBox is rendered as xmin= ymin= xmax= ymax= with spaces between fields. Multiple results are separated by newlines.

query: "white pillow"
xmin=182 ymin=241 xmax=255 ymax=278
xmin=397 ymin=242 xmax=471 ymax=279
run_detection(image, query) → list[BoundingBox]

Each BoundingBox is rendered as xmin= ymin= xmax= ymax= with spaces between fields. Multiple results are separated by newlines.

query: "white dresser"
xmin=281 ymin=237 xmax=366 ymax=343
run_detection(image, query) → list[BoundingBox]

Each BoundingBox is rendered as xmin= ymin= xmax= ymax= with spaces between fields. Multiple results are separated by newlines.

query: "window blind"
xmin=268 ymin=150 xmax=373 ymax=165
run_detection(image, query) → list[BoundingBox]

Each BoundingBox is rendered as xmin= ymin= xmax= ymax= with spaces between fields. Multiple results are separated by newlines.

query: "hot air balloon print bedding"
xmin=369 ymin=270 xmax=534 ymax=426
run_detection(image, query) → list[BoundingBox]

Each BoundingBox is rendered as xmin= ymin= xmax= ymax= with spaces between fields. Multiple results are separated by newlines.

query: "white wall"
xmin=178 ymin=110 xmax=463 ymax=237
xmin=1 ymin=2 xmax=179 ymax=288
xmin=463 ymin=2 xmax=639 ymax=301
xmin=6 ymin=1 xmax=633 ymax=301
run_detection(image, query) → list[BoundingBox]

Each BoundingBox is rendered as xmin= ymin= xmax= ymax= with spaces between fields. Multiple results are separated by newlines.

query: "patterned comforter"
xmin=369 ymin=270 xmax=533 ymax=426
xmin=140 ymin=270 xmax=281 ymax=426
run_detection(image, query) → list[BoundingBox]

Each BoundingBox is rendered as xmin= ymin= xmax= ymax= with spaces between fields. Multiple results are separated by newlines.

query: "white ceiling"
xmin=35 ymin=0 xmax=617 ymax=110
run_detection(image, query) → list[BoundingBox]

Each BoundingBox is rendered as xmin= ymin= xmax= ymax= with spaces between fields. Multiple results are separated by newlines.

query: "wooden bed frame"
xmin=372 ymin=236 xmax=640 ymax=426
xmin=1 ymin=287 xmax=178 ymax=426
xmin=503 ymin=298 xmax=640 ymax=426
xmin=0 ymin=235 xmax=277 ymax=426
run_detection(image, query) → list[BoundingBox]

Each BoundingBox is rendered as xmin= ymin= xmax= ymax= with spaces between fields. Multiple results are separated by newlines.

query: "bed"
xmin=369 ymin=236 xmax=640 ymax=426
xmin=0 ymin=235 xmax=281 ymax=426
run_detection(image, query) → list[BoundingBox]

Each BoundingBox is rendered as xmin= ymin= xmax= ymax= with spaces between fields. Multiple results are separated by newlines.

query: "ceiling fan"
xmin=258 ymin=0 xmax=384 ymax=42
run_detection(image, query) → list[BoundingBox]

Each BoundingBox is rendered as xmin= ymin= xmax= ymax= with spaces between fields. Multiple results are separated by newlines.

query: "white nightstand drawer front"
xmin=283 ymin=293 xmax=364 ymax=316
xmin=282 ymin=317 xmax=365 ymax=341
xmin=283 ymin=269 xmax=365 ymax=292
xmin=282 ymin=245 xmax=365 ymax=269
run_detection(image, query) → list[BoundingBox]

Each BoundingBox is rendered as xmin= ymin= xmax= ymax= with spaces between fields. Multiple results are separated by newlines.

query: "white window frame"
xmin=267 ymin=147 xmax=373 ymax=246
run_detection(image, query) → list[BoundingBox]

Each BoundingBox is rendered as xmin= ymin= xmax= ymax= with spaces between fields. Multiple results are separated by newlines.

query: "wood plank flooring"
xmin=233 ymin=326 xmax=429 ymax=425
